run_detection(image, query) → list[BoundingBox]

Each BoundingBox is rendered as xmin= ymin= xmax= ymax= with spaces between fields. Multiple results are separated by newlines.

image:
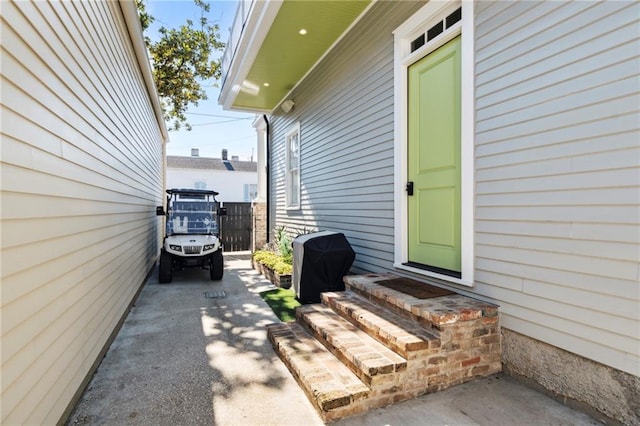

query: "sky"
xmin=146 ymin=0 xmax=257 ymax=161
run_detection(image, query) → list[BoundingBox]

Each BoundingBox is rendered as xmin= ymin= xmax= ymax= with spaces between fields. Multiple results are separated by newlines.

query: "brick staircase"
xmin=266 ymin=273 xmax=502 ymax=422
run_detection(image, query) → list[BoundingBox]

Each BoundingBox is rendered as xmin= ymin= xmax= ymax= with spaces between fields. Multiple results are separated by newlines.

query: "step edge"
xmin=266 ymin=322 xmax=370 ymax=412
xmin=296 ymin=305 xmax=408 ymax=383
xmin=321 ymin=291 xmax=441 ymax=357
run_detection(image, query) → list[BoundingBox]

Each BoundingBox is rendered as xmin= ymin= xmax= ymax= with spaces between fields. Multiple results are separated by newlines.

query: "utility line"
xmin=189 ymin=118 xmax=253 ymax=126
xmin=185 ymin=112 xmax=254 ymax=119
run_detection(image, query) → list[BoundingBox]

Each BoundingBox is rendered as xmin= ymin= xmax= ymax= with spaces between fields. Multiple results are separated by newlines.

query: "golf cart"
xmin=156 ymin=188 xmax=226 ymax=283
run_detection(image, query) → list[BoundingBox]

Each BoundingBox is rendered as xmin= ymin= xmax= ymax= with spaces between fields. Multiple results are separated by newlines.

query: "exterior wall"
xmin=473 ymin=0 xmax=639 ymax=377
xmin=266 ymin=0 xmax=639 ymax=422
xmin=0 ymin=1 xmax=165 ymax=424
xmin=166 ymin=168 xmax=257 ymax=202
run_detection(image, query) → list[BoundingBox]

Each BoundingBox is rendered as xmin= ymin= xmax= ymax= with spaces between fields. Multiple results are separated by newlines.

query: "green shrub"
xmin=274 ymin=226 xmax=293 ymax=263
xmin=253 ymin=250 xmax=292 ymax=275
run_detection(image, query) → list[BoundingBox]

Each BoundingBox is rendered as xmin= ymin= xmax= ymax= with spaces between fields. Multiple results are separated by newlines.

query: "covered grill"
xmin=292 ymin=231 xmax=355 ymax=304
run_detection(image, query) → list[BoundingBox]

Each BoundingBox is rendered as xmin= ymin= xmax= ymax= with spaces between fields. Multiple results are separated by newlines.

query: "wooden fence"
xmin=220 ymin=202 xmax=252 ymax=252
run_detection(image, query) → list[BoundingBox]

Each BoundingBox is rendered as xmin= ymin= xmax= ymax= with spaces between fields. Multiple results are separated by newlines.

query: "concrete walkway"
xmin=67 ymin=253 xmax=599 ymax=425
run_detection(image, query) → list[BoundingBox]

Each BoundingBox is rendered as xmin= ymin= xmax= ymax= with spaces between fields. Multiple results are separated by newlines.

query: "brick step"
xmin=266 ymin=322 xmax=370 ymax=412
xmin=268 ymin=273 xmax=502 ymax=422
xmin=344 ymin=274 xmax=499 ymax=329
xmin=296 ymin=304 xmax=407 ymax=387
xmin=321 ymin=291 xmax=441 ymax=359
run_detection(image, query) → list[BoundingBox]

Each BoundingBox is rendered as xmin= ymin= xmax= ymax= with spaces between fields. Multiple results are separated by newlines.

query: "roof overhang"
xmin=218 ymin=0 xmax=371 ymax=114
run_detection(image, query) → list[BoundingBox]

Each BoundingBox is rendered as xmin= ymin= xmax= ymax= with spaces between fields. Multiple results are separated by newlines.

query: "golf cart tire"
xmin=210 ymin=250 xmax=223 ymax=280
xmin=159 ymin=249 xmax=173 ymax=283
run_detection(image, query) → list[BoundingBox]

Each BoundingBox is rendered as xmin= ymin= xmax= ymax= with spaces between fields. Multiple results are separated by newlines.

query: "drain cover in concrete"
xmin=204 ymin=290 xmax=226 ymax=299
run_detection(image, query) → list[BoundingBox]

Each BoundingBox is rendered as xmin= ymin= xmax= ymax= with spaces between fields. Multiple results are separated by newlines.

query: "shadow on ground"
xmin=66 ymin=252 xmax=322 ymax=426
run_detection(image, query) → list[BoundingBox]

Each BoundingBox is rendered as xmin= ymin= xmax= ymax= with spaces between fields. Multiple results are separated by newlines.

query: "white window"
xmin=285 ymin=122 xmax=301 ymax=209
xmin=194 ymin=181 xmax=207 ymax=189
xmin=244 ymin=184 xmax=257 ymax=202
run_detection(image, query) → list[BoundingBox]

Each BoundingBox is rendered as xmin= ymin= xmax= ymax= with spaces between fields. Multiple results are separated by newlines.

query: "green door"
xmin=407 ymin=35 xmax=461 ymax=276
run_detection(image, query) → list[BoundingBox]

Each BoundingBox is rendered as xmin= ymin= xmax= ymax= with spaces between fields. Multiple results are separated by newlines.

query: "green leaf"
xmin=136 ymin=0 xmax=225 ymax=131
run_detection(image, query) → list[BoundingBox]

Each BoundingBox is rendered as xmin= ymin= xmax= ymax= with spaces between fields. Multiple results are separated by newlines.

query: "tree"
xmin=136 ymin=0 xmax=225 ymax=131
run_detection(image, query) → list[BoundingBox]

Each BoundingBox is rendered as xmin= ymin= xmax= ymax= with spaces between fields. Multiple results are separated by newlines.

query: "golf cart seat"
xmin=173 ymin=216 xmax=188 ymax=233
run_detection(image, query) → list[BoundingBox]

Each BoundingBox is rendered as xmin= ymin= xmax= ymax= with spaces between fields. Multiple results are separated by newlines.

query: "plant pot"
xmin=252 ymin=258 xmax=292 ymax=289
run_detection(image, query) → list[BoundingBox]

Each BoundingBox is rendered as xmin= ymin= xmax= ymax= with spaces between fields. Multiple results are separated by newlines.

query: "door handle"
xmin=406 ymin=181 xmax=414 ymax=196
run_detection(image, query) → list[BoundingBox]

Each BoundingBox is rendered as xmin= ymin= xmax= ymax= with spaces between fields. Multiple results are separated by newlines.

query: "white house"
xmin=1 ymin=1 xmax=166 ymax=423
xmin=219 ymin=0 xmax=640 ymax=424
xmin=166 ymin=150 xmax=258 ymax=202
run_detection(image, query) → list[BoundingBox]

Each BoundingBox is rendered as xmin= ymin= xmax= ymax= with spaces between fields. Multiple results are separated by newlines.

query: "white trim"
xmin=393 ymin=0 xmax=475 ymax=287
xmin=285 ymin=122 xmax=301 ymax=210
xmin=119 ymin=0 xmax=169 ymax=143
xmin=252 ymin=115 xmax=268 ymax=202
xmin=460 ymin=0 xmax=475 ymax=286
xmin=218 ymin=0 xmax=284 ymax=111
xmin=219 ymin=1 xmax=376 ymax=114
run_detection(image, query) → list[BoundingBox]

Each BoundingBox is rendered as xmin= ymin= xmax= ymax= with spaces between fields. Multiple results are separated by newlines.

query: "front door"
xmin=407 ymin=35 xmax=461 ymax=277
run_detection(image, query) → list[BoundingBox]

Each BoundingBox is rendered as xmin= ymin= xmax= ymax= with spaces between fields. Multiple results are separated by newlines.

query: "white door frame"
xmin=393 ymin=0 xmax=475 ymax=286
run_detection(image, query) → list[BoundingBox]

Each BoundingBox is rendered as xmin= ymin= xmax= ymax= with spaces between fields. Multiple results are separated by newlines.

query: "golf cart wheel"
xmin=159 ymin=249 xmax=173 ymax=283
xmin=210 ymin=250 xmax=223 ymax=280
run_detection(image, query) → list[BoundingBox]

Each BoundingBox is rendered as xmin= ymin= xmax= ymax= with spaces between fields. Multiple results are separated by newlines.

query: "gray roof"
xmin=167 ymin=155 xmax=257 ymax=172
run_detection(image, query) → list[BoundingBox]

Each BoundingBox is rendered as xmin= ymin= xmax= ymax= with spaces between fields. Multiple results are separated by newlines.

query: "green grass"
xmin=259 ymin=288 xmax=301 ymax=322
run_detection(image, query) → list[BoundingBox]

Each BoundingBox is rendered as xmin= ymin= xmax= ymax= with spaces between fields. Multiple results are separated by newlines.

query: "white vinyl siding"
xmin=0 ymin=1 xmax=165 ymax=424
xmin=474 ymin=0 xmax=639 ymax=376
xmin=269 ymin=1 xmax=424 ymax=273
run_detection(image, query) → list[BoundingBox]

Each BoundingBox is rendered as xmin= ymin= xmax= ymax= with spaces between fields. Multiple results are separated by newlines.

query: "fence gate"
xmin=220 ymin=202 xmax=252 ymax=252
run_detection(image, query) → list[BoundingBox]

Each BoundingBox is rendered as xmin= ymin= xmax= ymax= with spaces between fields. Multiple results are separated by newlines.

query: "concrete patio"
xmin=66 ymin=252 xmax=600 ymax=425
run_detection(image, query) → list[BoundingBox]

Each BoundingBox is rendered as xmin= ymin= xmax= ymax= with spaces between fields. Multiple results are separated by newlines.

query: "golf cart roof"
xmin=166 ymin=188 xmax=219 ymax=196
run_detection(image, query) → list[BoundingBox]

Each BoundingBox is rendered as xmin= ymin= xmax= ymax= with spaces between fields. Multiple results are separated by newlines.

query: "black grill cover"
xmin=293 ymin=232 xmax=355 ymax=304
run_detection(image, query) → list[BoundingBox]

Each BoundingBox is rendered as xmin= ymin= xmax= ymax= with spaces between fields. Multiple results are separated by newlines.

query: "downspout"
xmin=264 ymin=114 xmax=270 ymax=243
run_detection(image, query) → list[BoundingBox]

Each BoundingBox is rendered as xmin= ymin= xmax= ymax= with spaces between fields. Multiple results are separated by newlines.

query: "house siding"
xmin=168 ymin=168 xmax=258 ymax=202
xmin=474 ymin=0 xmax=639 ymax=377
xmin=1 ymin=1 xmax=164 ymax=424
xmin=269 ymin=1 xmax=424 ymax=273
xmin=267 ymin=0 xmax=639 ymax=381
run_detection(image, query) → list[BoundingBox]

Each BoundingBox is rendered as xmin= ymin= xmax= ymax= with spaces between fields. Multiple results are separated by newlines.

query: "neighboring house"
xmin=219 ymin=0 xmax=639 ymax=424
xmin=166 ymin=151 xmax=258 ymax=202
xmin=1 ymin=1 xmax=166 ymax=424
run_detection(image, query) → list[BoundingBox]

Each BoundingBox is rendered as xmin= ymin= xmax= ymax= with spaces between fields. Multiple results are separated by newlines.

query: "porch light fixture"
xmin=298 ymin=28 xmax=307 ymax=35
xmin=281 ymin=99 xmax=295 ymax=113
